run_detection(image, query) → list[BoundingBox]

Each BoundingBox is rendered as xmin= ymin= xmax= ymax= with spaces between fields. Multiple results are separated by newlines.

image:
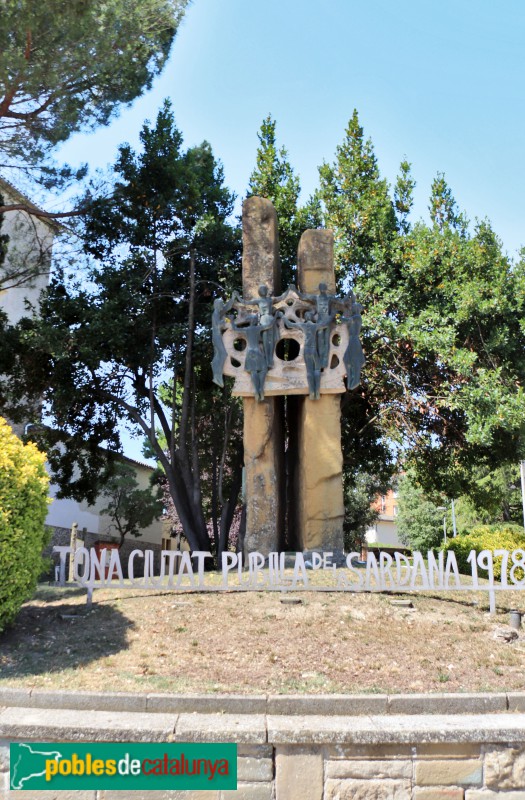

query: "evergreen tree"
xmin=319 ymin=110 xmax=398 ymax=289
xmin=320 ymin=110 xmax=525 ymax=501
xmin=2 ymin=102 xmax=242 ymax=555
xmin=248 ymin=115 xmax=322 ymax=285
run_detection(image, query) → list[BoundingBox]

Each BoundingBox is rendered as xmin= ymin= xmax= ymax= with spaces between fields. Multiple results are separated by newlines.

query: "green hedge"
xmin=0 ymin=417 xmax=50 ymax=633
xmin=442 ymin=523 xmax=525 ymax=581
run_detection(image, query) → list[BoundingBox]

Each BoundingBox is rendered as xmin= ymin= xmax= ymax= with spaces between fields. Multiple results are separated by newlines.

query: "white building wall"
xmin=45 ymin=460 xmax=164 ymax=546
xmin=0 ymin=180 xmax=55 ymax=323
xmin=365 ymin=517 xmax=404 ymax=547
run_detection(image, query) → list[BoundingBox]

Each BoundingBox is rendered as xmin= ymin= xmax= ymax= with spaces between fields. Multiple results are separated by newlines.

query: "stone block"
xmin=269 ymin=712 xmax=525 ymax=745
xmin=507 ymin=693 xmax=525 ymax=712
xmin=222 ymin=783 xmax=272 ymax=800
xmin=241 ymin=196 xmax=284 ymax=557
xmin=101 ymin=793 xmax=219 ymax=800
xmin=29 ymin=690 xmax=147 ymax=713
xmin=297 ymin=229 xmax=335 ymax=293
xmin=465 ymin=793 xmax=525 ymax=800
xmin=295 ymin=394 xmax=344 ymax=551
xmin=275 ymin=748 xmax=322 ymax=800
xmin=242 ymin=196 xmax=281 ymax=296
xmin=323 ymin=744 xmax=414 ymax=760
xmin=325 ymin=778 xmax=411 ymax=799
xmin=414 ymin=790 xmax=465 ymax=800
xmin=0 ymin=741 xmax=8 ymax=772
xmin=387 ymin=693 xmax=507 ymax=715
xmin=0 ymin=708 xmax=176 ymax=742
xmin=294 ymin=228 xmax=344 ymax=553
xmin=325 ymin=759 xmax=412 ymax=779
xmin=484 ymin=745 xmax=525 ymax=790
xmin=243 ymin=396 xmax=285 ymax=555
xmin=174 ymin=714 xmax=266 ymax=744
xmin=7 ymin=793 xmax=96 ymax=799
xmin=0 ymin=689 xmax=31 ymax=708
xmin=267 ymin=694 xmax=387 ymax=716
xmin=415 ymin=744 xmax=481 ymax=759
xmin=146 ymin=694 xmax=267 ymax=715
xmin=237 ymin=757 xmax=273 ymax=782
xmin=238 ymin=745 xmax=273 ymax=759
xmin=415 ymin=759 xmax=482 ymax=787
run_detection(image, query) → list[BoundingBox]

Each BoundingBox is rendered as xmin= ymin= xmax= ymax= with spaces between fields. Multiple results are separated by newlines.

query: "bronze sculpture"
xmin=211 ymin=283 xmax=364 ymax=401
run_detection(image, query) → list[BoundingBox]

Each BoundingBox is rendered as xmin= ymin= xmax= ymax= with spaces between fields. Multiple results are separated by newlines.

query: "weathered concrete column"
xmin=296 ymin=230 xmax=345 ymax=552
xmin=242 ymin=197 xmax=285 ymax=556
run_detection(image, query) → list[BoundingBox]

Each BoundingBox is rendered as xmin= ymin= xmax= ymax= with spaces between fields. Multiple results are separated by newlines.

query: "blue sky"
xmin=56 ymin=0 xmax=525 ymax=460
xmin=59 ymin=0 xmax=525 ymax=258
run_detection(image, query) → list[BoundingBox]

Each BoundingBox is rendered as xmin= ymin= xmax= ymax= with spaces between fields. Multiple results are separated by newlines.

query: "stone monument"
xmin=212 ymin=197 xmax=364 ymax=559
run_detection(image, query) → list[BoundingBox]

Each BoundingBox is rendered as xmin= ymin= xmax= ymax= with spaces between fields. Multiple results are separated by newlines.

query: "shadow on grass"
xmin=0 ymin=587 xmax=134 ymax=681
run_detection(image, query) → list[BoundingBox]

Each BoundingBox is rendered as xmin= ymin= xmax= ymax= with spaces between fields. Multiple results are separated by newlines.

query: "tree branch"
xmin=0 ymin=203 xmax=84 ymax=219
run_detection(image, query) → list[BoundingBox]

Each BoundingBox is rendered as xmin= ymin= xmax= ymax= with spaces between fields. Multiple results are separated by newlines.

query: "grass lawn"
xmin=1 ymin=573 xmax=524 ymax=695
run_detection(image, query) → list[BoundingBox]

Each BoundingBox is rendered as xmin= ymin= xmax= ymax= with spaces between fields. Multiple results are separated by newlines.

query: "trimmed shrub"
xmin=442 ymin=523 xmax=525 ymax=581
xmin=0 ymin=417 xmax=50 ymax=633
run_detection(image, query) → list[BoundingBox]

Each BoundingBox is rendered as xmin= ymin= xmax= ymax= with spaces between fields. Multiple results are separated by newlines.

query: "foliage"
xmin=0 ymin=0 xmax=188 ymax=173
xmin=319 ymin=110 xmax=525 ymax=500
xmin=0 ymin=416 xmax=50 ymax=633
xmin=396 ymin=472 xmax=444 ymax=551
xmin=99 ymin=462 xmax=163 ymax=548
xmin=248 ymin=115 xmax=322 ymax=285
xmin=442 ymin=524 xmax=525 ymax=581
xmin=461 ymin=464 xmax=523 ymax=526
xmin=343 ymin=472 xmax=390 ymax=552
xmin=0 ymin=0 xmax=188 ymax=297
xmin=2 ymin=102 xmax=242 ymax=557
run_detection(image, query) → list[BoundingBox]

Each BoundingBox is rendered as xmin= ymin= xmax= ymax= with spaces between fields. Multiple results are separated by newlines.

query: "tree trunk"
xmin=218 ymin=450 xmax=243 ymax=560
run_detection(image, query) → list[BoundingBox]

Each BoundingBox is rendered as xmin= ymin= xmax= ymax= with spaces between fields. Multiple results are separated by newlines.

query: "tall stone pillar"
xmin=242 ymin=197 xmax=285 ymax=555
xmin=296 ymin=230 xmax=345 ymax=553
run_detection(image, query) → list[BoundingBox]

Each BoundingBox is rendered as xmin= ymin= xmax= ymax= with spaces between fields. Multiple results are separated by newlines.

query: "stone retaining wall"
xmin=1 ymin=690 xmax=525 ymax=799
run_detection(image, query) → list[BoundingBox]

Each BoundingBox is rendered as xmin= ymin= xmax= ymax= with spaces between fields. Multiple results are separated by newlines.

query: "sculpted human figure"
xmin=284 ymin=311 xmax=328 ymax=400
xmin=211 ymin=296 xmax=235 ymax=387
xmin=300 ymin=282 xmax=336 ymax=369
xmin=235 ymin=285 xmax=278 ymax=368
xmin=341 ymin=293 xmax=365 ymax=390
xmin=231 ymin=314 xmax=272 ymax=401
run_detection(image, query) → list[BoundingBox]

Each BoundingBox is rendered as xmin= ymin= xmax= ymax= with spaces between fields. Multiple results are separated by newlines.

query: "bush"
xmin=0 ymin=417 xmax=50 ymax=633
xmin=442 ymin=523 xmax=525 ymax=581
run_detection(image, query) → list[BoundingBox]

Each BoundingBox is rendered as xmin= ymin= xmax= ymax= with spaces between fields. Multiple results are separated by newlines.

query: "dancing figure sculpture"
xmin=283 ymin=311 xmax=329 ymax=400
xmin=211 ymin=296 xmax=235 ymax=387
xmin=341 ymin=292 xmax=365 ymax=390
xmin=231 ymin=314 xmax=273 ymax=401
xmin=234 ymin=285 xmax=278 ymax=368
xmin=300 ymin=282 xmax=337 ymax=369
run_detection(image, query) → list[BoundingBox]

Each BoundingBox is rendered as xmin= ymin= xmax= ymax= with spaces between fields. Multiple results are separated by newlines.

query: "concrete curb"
xmin=0 ymin=688 xmax=518 ymax=716
xmin=0 ymin=707 xmax=176 ymax=742
xmin=2 ymin=706 xmax=525 ymax=745
xmin=267 ymin=713 xmax=525 ymax=745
